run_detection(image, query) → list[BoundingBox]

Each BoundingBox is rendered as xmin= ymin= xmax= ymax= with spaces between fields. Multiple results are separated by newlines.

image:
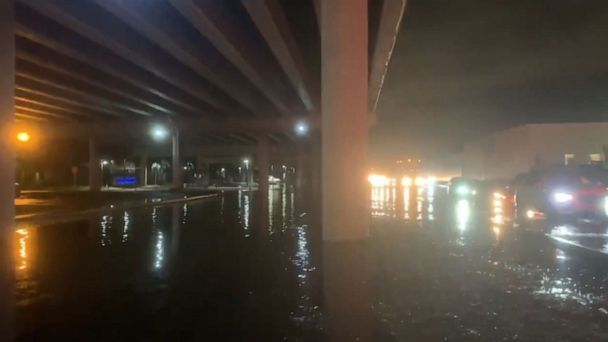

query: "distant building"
xmin=462 ymin=122 xmax=608 ymax=180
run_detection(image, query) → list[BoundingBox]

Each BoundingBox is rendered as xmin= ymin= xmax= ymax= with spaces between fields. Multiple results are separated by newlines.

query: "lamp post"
xmin=243 ymin=159 xmax=250 ymax=190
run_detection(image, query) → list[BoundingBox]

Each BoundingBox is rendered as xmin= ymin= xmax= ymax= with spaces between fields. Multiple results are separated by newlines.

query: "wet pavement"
xmin=14 ymin=184 xmax=608 ymax=341
xmin=15 ymin=190 xmax=213 ymax=218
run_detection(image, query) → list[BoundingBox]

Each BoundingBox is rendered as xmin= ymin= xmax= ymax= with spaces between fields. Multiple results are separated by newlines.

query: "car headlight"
xmin=553 ymin=192 xmax=573 ymax=203
xmin=456 ymin=185 xmax=470 ymax=195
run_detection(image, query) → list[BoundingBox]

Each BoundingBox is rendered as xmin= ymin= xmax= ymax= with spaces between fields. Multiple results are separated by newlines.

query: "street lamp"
xmin=294 ymin=120 xmax=309 ymax=137
xmin=16 ymin=131 xmax=30 ymax=143
xmin=243 ymin=158 xmax=251 ymax=190
xmin=150 ymin=124 xmax=169 ymax=142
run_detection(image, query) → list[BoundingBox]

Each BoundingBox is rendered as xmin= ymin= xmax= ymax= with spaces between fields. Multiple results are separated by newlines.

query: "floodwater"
xmin=15 ymin=184 xmax=608 ymax=340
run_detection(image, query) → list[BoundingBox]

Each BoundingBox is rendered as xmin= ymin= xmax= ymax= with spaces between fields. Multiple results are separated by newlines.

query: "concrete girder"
xmin=91 ymin=0 xmax=277 ymax=118
xmin=16 ymin=46 xmax=175 ymax=116
xmin=243 ymin=0 xmax=315 ymax=113
xmin=168 ymin=0 xmax=293 ymax=116
xmin=17 ymin=62 xmax=157 ymax=118
xmin=369 ymin=0 xmax=407 ymax=115
xmin=15 ymin=20 xmax=211 ymax=116
xmin=18 ymin=0 xmax=241 ymax=116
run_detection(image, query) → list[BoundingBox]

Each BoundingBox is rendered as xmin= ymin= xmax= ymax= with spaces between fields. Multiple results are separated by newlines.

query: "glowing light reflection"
xmin=456 ymin=199 xmax=471 ymax=231
xmin=100 ymin=215 xmax=113 ymax=247
xmin=15 ymin=227 xmax=30 ymax=271
xmin=122 ymin=211 xmax=131 ymax=243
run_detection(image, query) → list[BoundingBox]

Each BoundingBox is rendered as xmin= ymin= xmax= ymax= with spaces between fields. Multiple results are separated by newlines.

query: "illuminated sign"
xmin=114 ymin=177 xmax=138 ymax=186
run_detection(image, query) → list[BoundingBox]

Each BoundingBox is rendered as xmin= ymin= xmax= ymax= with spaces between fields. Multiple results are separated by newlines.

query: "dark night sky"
xmin=373 ymin=0 xmax=608 ymax=160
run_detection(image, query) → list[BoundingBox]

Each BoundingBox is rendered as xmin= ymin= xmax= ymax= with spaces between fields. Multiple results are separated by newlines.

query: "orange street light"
xmin=16 ymin=131 xmax=30 ymax=143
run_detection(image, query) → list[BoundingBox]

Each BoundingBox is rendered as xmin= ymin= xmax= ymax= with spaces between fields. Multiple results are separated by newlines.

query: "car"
xmin=448 ymin=177 xmax=478 ymax=198
xmin=514 ymin=165 xmax=608 ymax=227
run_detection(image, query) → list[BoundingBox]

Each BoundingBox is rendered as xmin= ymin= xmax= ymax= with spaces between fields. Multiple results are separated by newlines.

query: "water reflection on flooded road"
xmin=13 ymin=183 xmax=608 ymax=340
xmin=371 ymin=184 xmax=437 ymax=223
xmin=370 ymin=183 xmax=608 ymax=340
xmin=15 ymin=186 xmax=321 ymax=340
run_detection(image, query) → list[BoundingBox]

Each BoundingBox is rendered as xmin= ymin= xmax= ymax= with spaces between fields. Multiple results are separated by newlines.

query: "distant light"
xmin=243 ymin=159 xmax=250 ymax=166
xmin=16 ymin=131 xmax=30 ymax=143
xmin=368 ymin=174 xmax=389 ymax=187
xmin=525 ymin=209 xmax=546 ymax=220
xmin=493 ymin=192 xmax=505 ymax=200
xmin=456 ymin=185 xmax=470 ymax=196
xmin=526 ymin=210 xmax=535 ymax=219
xmin=553 ymin=192 xmax=573 ymax=204
xmin=456 ymin=199 xmax=471 ymax=231
xmin=100 ymin=160 xmax=109 ymax=166
xmin=150 ymin=124 xmax=169 ymax=142
xmin=401 ymin=177 xmax=413 ymax=187
xmin=294 ymin=121 xmax=309 ymax=136
xmin=493 ymin=214 xmax=504 ymax=224
xmin=415 ymin=177 xmax=427 ymax=187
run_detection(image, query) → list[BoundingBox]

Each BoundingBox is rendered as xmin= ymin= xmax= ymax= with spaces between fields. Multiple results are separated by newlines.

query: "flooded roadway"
xmin=14 ymin=184 xmax=608 ymax=340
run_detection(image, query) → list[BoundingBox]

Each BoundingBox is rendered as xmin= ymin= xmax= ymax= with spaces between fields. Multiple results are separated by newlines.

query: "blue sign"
xmin=114 ymin=176 xmax=138 ymax=186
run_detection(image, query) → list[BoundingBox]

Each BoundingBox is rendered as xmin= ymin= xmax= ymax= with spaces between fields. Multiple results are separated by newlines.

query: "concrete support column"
xmin=195 ymin=155 xmax=205 ymax=186
xmin=255 ymin=135 xmax=270 ymax=231
xmin=88 ymin=137 xmax=102 ymax=191
xmin=203 ymin=163 xmax=211 ymax=186
xmin=0 ymin=1 xmax=15 ymax=338
xmin=321 ymin=0 xmax=369 ymax=241
xmin=138 ymin=155 xmax=147 ymax=187
xmin=296 ymin=143 xmax=309 ymax=190
xmin=172 ymin=130 xmax=182 ymax=190
xmin=321 ymin=2 xmax=373 ymax=341
xmin=256 ymin=135 xmax=270 ymax=196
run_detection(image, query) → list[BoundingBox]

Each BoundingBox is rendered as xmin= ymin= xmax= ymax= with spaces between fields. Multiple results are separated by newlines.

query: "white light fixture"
xmin=294 ymin=120 xmax=309 ymax=136
xmin=150 ymin=124 xmax=169 ymax=142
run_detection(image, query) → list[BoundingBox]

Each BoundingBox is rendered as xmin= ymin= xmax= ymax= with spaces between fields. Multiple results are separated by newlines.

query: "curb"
xmin=16 ymin=193 xmax=219 ymax=226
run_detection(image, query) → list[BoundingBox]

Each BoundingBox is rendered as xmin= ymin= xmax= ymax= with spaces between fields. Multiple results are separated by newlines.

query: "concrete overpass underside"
xmin=1 ymin=0 xmax=406 ymax=242
xmin=0 ymin=1 xmax=406 ymax=337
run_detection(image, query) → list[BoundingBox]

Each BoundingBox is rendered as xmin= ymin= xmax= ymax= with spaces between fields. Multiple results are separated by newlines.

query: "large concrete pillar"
xmin=256 ymin=135 xmax=270 ymax=230
xmin=195 ymin=155 xmax=205 ymax=187
xmin=172 ymin=130 xmax=182 ymax=190
xmin=0 ymin=1 xmax=15 ymax=338
xmin=256 ymin=135 xmax=270 ymax=196
xmin=138 ymin=155 xmax=147 ymax=187
xmin=321 ymin=0 xmax=369 ymax=241
xmin=296 ymin=143 xmax=309 ymax=190
xmin=88 ymin=137 xmax=102 ymax=191
xmin=321 ymin=2 xmax=373 ymax=341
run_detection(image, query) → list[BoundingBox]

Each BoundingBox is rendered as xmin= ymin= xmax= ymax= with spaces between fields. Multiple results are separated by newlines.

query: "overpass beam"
xmin=321 ymin=0 xmax=369 ymax=241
